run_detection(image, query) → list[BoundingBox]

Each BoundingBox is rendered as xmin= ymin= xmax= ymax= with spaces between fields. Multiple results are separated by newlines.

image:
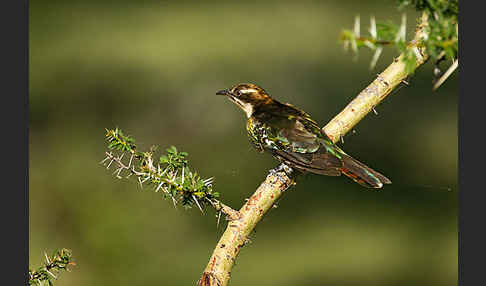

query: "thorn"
xmin=369 ymin=15 xmax=377 ymax=39
xmin=401 ymin=79 xmax=409 ymax=85
xmin=171 ymin=195 xmax=178 ymax=209
xmin=203 ymin=177 xmax=214 ymax=187
xmin=193 ymin=195 xmax=204 ymax=214
xmin=343 ymin=39 xmax=349 ymax=51
xmin=171 ymin=170 xmax=179 ymax=183
xmin=350 ymin=15 xmax=359 ymax=56
xmin=46 ymin=269 xmax=57 ymax=279
xmin=369 ymin=46 xmax=383 ymax=70
xmin=160 ymin=167 xmax=168 ymax=177
xmin=217 ymin=211 xmax=222 ymax=228
xmin=433 ymin=59 xmax=458 ymax=91
xmin=372 ymin=107 xmax=378 ymax=115
xmin=44 ymin=252 xmax=51 ymax=264
xmin=141 ymin=176 xmax=149 ymax=184
xmin=106 ymin=159 xmax=114 ymax=169
xmin=128 ymin=154 xmax=134 ymax=168
xmin=161 ymin=186 xmax=169 ymax=194
xmin=395 ymin=13 xmax=406 ymax=42
xmin=99 ymin=156 xmax=110 ymax=165
xmin=401 ymin=13 xmax=407 ymax=41
xmin=181 ymin=166 xmax=185 ymax=185
xmin=155 ymin=182 xmax=164 ymax=192
xmin=115 ymin=168 xmax=123 ymax=179
xmin=112 ymin=167 xmax=121 ymax=176
xmin=138 ymin=177 xmax=143 ymax=190
xmin=341 ymin=136 xmax=344 ymax=144
xmin=354 ymin=15 xmax=360 ymax=38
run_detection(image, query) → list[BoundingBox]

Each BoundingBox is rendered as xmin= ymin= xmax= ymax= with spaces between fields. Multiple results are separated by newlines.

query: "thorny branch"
xmin=101 ymin=133 xmax=238 ymax=219
xmin=324 ymin=12 xmax=429 ymax=142
xmin=29 ymin=248 xmax=75 ymax=286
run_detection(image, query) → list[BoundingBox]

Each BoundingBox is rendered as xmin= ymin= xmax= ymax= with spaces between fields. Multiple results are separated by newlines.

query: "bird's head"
xmin=217 ymin=83 xmax=273 ymax=118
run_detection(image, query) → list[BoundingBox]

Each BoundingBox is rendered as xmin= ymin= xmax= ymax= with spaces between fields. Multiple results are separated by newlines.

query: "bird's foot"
xmin=269 ymin=163 xmax=292 ymax=175
xmin=269 ymin=163 xmax=294 ymax=184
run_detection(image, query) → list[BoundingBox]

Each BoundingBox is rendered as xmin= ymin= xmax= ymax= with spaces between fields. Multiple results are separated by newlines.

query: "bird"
xmin=216 ymin=83 xmax=391 ymax=188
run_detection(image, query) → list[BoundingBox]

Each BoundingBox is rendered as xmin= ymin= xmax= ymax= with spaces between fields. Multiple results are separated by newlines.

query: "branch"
xmin=101 ymin=129 xmax=233 ymax=215
xmin=433 ymin=58 xmax=458 ymax=91
xmin=29 ymin=248 xmax=75 ymax=286
xmin=324 ymin=12 xmax=429 ymax=142
xmin=198 ymin=12 xmax=429 ymax=286
xmin=199 ymin=171 xmax=295 ymax=286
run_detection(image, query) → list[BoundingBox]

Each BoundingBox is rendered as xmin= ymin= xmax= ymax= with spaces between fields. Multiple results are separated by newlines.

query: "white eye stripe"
xmin=240 ymin=88 xmax=258 ymax=94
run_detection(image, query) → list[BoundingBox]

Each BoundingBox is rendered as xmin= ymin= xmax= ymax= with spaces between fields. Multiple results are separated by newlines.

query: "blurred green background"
xmin=29 ymin=0 xmax=457 ymax=285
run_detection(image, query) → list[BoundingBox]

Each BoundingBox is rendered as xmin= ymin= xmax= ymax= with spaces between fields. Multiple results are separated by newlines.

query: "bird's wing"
xmin=272 ymin=148 xmax=342 ymax=176
xmin=255 ymin=103 xmax=343 ymax=175
xmin=256 ymin=104 xmax=321 ymax=153
xmin=254 ymin=102 xmax=391 ymax=187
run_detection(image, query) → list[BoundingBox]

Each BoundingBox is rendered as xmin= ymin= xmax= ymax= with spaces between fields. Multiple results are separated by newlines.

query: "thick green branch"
xmin=198 ymin=13 xmax=430 ymax=286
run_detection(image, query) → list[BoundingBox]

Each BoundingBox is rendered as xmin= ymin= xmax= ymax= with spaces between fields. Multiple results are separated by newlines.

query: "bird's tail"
xmin=340 ymin=154 xmax=391 ymax=189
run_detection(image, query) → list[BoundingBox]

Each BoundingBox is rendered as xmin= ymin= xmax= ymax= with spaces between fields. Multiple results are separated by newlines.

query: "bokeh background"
xmin=29 ymin=1 xmax=457 ymax=285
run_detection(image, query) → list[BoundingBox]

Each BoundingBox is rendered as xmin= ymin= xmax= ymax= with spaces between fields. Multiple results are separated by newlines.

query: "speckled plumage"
xmin=218 ymin=83 xmax=391 ymax=188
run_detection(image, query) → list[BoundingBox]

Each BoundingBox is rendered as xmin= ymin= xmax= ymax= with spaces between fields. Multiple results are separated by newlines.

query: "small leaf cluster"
xmin=105 ymin=127 xmax=137 ymax=152
xmin=102 ymin=128 xmax=220 ymax=211
xmin=29 ymin=248 xmax=74 ymax=286
xmin=398 ymin=0 xmax=458 ymax=17
xmin=160 ymin=146 xmax=188 ymax=171
xmin=408 ymin=0 xmax=458 ymax=62
xmin=340 ymin=0 xmax=458 ymax=75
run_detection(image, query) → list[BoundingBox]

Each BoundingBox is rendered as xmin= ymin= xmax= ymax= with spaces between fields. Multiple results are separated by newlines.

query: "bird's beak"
xmin=216 ymin=89 xmax=230 ymax=96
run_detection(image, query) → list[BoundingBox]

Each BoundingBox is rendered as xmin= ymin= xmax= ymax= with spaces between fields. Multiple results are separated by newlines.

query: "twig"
xmin=433 ymin=59 xmax=458 ymax=90
xmin=102 ymin=151 xmax=239 ymax=216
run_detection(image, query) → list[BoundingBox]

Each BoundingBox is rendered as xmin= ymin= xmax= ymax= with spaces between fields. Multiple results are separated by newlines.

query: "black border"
xmin=2 ymin=0 xmax=29 ymax=285
xmin=458 ymin=1 xmax=481 ymax=285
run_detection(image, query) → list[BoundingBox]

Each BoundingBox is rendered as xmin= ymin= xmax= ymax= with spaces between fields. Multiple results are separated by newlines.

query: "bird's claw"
xmin=269 ymin=163 xmax=293 ymax=179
